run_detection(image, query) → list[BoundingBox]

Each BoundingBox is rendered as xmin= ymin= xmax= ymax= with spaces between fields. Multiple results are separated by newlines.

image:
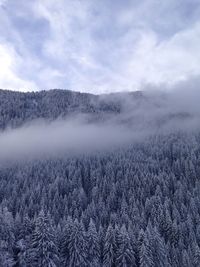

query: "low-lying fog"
xmin=0 ymin=81 xmax=200 ymax=161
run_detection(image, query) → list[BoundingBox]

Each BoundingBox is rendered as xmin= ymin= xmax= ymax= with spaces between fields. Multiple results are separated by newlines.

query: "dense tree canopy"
xmin=0 ymin=89 xmax=200 ymax=266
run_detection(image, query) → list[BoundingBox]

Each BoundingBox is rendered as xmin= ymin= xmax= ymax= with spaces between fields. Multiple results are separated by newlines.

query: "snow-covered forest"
xmin=0 ymin=89 xmax=200 ymax=266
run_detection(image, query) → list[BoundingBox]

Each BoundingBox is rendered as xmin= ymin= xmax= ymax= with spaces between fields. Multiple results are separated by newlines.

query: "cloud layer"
xmin=0 ymin=0 xmax=200 ymax=93
xmin=0 ymin=86 xmax=200 ymax=161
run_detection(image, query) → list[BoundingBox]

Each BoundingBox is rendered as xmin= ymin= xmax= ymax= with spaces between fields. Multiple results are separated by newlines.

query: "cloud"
xmin=123 ymin=22 xmax=200 ymax=89
xmin=0 ymin=0 xmax=200 ymax=92
xmin=0 ymin=43 xmax=37 ymax=91
xmin=0 ymin=84 xmax=200 ymax=161
xmin=0 ymin=116 xmax=136 ymax=161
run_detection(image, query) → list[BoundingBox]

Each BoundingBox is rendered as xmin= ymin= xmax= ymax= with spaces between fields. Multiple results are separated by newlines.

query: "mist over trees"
xmin=0 ymin=89 xmax=200 ymax=266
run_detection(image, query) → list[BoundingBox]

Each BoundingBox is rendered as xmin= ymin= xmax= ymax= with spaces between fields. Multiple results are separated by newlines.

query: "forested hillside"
xmin=0 ymin=89 xmax=124 ymax=130
xmin=0 ymin=89 xmax=192 ymax=131
xmin=0 ymin=89 xmax=200 ymax=266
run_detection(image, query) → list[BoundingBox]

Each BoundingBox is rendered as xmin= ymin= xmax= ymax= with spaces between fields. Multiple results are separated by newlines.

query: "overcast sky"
xmin=0 ymin=0 xmax=200 ymax=93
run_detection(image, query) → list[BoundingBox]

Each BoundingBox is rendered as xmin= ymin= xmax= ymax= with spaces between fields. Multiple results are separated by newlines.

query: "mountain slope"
xmin=0 ymin=88 xmax=200 ymax=266
xmin=0 ymin=89 xmax=193 ymax=131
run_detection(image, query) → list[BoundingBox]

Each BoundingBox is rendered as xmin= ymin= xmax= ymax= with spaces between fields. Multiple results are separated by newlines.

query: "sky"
xmin=0 ymin=0 xmax=200 ymax=93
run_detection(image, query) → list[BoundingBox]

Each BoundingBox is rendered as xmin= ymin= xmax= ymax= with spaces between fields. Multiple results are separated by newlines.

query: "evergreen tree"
xmin=103 ymin=224 xmax=116 ymax=267
xmin=0 ymin=209 xmax=15 ymax=266
xmin=151 ymin=226 xmax=169 ymax=267
xmin=182 ymin=249 xmax=190 ymax=267
xmin=14 ymin=239 xmax=28 ymax=267
xmin=87 ymin=219 xmax=100 ymax=266
xmin=29 ymin=210 xmax=59 ymax=267
xmin=68 ymin=219 xmax=88 ymax=267
xmin=115 ymin=224 xmax=136 ymax=267
xmin=61 ymin=216 xmax=74 ymax=266
xmin=194 ymin=244 xmax=200 ymax=267
xmin=139 ymin=231 xmax=154 ymax=267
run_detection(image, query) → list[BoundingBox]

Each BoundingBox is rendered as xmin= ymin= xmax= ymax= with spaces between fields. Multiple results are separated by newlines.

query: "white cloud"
xmin=0 ymin=43 xmax=37 ymax=91
xmin=0 ymin=0 xmax=200 ymax=93
xmin=0 ymin=0 xmax=6 ymax=6
xmin=123 ymin=22 xmax=200 ymax=89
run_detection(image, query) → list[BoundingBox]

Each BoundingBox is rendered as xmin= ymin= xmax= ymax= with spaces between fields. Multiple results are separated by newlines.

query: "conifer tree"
xmin=29 ymin=210 xmax=59 ymax=267
xmin=87 ymin=218 xmax=100 ymax=266
xmin=194 ymin=244 xmax=200 ymax=267
xmin=115 ymin=224 xmax=136 ymax=267
xmin=68 ymin=219 xmax=88 ymax=267
xmin=139 ymin=231 xmax=154 ymax=267
xmin=103 ymin=224 xmax=116 ymax=267
xmin=61 ymin=216 xmax=74 ymax=266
